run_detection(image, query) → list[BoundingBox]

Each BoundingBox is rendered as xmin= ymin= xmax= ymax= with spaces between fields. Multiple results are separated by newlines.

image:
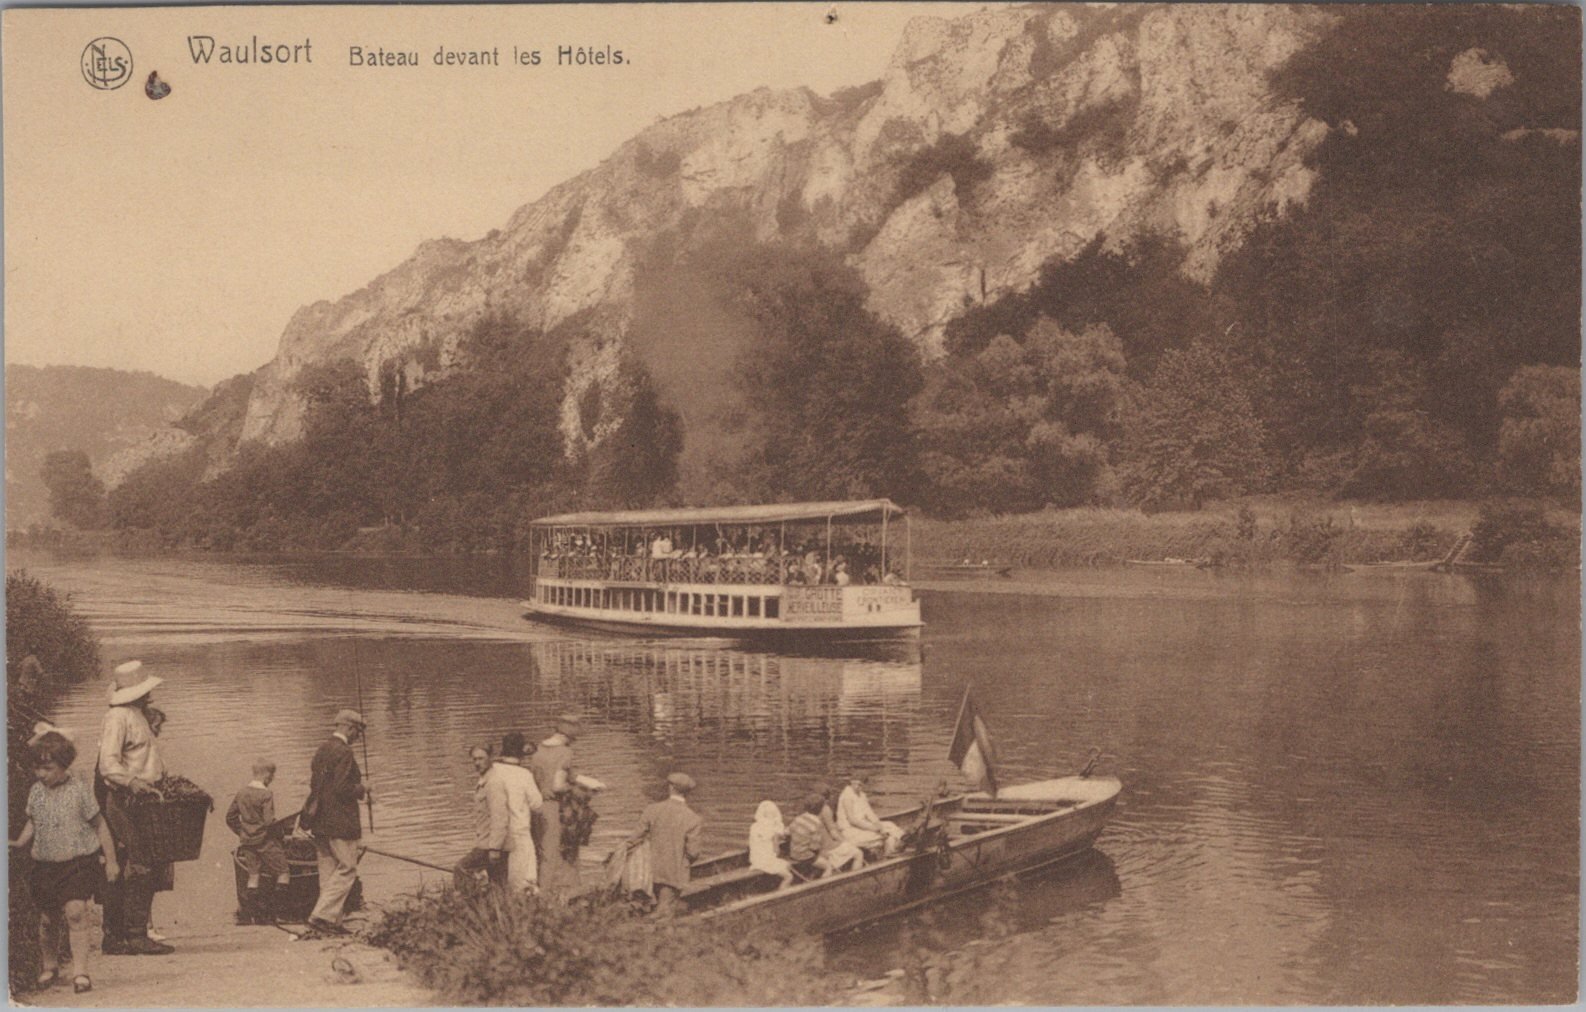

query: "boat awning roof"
xmin=530 ymin=499 xmax=906 ymax=528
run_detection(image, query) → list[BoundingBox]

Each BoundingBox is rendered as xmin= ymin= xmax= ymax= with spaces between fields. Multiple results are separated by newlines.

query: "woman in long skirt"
xmin=527 ymin=715 xmax=579 ymax=899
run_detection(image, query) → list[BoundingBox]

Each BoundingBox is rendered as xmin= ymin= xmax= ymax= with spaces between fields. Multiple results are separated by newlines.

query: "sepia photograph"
xmin=2 ymin=2 xmax=1580 ymax=1006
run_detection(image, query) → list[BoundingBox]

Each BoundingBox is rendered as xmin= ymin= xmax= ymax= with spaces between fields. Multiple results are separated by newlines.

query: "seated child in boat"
xmin=226 ymin=759 xmax=290 ymax=918
xmin=837 ymin=774 xmax=903 ymax=857
xmin=747 ymin=801 xmax=794 ymax=888
xmin=788 ymin=794 xmax=861 ymax=877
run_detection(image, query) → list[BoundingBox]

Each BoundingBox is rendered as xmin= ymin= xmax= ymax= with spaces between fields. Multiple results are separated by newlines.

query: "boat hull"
xmin=523 ymin=606 xmax=922 ymax=644
xmin=688 ymin=777 xmax=1120 ymax=936
xmin=524 ymin=578 xmax=923 ymax=642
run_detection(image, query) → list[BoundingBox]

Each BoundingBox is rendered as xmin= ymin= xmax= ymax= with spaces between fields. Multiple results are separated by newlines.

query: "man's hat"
xmin=334 ymin=708 xmax=367 ymax=728
xmin=107 ymin=661 xmax=163 ymax=706
xmin=667 ymin=772 xmax=696 ymax=794
xmin=501 ymin=731 xmax=526 ymax=758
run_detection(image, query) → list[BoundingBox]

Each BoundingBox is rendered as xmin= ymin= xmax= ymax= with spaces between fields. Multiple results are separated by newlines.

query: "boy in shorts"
xmin=226 ymin=759 xmax=291 ymax=923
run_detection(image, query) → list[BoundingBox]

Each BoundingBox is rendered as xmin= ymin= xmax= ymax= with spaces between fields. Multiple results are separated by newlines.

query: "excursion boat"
xmin=525 ymin=500 xmax=923 ymax=642
xmin=675 ymin=774 xmax=1121 ymax=935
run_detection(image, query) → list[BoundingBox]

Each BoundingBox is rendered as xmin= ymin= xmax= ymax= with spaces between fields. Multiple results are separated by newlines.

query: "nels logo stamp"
xmin=81 ymin=37 xmax=133 ymax=90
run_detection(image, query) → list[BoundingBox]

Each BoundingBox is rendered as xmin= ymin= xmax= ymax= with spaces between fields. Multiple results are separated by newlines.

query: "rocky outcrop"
xmin=216 ymin=4 xmax=1335 ymax=457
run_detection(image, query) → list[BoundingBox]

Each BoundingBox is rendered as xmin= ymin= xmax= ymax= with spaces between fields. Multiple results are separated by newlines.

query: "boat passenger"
xmin=650 ymin=533 xmax=673 ymax=560
xmin=803 ymin=552 xmax=824 ymax=586
xmin=787 ymin=794 xmax=860 ymax=877
xmin=837 ymin=774 xmax=902 ymax=856
xmin=747 ymin=800 xmax=794 ymax=889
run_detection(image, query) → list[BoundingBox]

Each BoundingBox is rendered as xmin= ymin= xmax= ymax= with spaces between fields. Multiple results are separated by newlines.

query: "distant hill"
xmin=5 ymin=365 xmax=208 ymax=528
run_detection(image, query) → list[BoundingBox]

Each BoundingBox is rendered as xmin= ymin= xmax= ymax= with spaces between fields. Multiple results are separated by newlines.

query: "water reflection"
xmin=829 ymin=848 xmax=1123 ymax=967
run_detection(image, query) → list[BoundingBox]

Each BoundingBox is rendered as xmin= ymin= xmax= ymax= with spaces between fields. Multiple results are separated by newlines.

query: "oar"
xmin=361 ymin=845 xmax=452 ymax=874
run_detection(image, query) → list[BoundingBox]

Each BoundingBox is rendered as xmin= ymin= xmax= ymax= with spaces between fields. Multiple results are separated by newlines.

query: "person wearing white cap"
xmin=95 ymin=660 xmax=174 ymax=956
xmin=300 ymin=708 xmax=370 ymax=934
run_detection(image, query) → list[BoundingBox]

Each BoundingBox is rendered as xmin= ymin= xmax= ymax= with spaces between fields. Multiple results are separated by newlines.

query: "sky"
xmin=3 ymin=3 xmax=972 ymax=387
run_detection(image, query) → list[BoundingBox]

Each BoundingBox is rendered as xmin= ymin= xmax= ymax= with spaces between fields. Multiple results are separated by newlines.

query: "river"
xmin=8 ymin=549 xmax=1578 ymax=1004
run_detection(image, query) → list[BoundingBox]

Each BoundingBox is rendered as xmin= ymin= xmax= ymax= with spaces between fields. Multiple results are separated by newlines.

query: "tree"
xmin=1497 ymin=365 xmax=1581 ymax=505
xmin=1340 ymin=350 xmax=1476 ymax=500
xmin=586 ymin=362 xmax=683 ymax=508
xmin=1119 ymin=341 xmax=1273 ymax=510
xmin=41 ymin=450 xmax=105 ymax=529
xmin=914 ymin=317 xmax=1126 ymax=515
xmin=714 ymin=244 xmax=923 ymax=501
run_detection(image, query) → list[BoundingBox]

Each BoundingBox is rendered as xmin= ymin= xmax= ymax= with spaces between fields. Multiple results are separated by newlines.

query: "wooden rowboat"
xmin=669 ymin=775 xmax=1121 ymax=935
xmin=920 ymin=561 xmax=1013 ymax=578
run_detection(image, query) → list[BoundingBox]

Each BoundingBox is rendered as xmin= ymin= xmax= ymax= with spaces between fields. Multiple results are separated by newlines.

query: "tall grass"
xmin=367 ymin=886 xmax=841 ymax=1006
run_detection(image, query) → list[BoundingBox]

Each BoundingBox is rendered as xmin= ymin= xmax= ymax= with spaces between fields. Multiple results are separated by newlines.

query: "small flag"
xmin=947 ymin=688 xmax=999 ymax=796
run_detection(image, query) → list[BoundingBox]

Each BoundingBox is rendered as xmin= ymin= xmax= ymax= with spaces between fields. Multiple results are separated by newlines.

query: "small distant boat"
xmin=921 ymin=560 xmax=1012 ymax=578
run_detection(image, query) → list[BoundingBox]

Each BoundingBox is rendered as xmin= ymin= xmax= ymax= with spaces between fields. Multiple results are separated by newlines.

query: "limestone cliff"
xmin=221 ymin=5 xmax=1334 ymax=459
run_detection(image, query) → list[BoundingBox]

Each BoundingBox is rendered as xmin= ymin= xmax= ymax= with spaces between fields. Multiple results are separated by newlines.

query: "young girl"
xmin=10 ymin=728 xmax=119 ymax=994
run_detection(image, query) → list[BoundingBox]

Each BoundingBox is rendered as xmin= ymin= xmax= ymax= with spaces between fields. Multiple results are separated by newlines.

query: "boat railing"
xmin=538 ymin=555 xmax=810 ymax=586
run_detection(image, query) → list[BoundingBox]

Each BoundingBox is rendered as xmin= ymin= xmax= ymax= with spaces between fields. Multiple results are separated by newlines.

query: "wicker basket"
xmin=129 ymin=791 xmax=212 ymax=863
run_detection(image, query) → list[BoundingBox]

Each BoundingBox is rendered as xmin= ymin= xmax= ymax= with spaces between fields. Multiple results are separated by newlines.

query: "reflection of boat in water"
xmin=827 ymin=847 xmax=1121 ymax=961
xmin=523 ymin=501 xmax=922 ymax=643
xmin=528 ymin=639 xmax=922 ymax=726
xmin=676 ymin=776 xmax=1121 ymax=935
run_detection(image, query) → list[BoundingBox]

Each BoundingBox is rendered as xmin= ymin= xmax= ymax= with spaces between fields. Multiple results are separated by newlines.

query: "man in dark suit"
xmin=626 ymin=772 xmax=703 ymax=916
xmin=301 ymin=709 xmax=370 ymax=934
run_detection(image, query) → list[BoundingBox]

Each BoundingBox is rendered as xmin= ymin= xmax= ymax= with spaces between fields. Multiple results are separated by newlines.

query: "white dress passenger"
xmin=748 ymin=800 xmax=794 ymax=888
xmin=837 ymin=781 xmax=903 ymax=854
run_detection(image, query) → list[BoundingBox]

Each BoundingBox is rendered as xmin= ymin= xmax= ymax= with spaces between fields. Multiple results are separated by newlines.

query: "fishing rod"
xmin=361 ymin=845 xmax=451 ymax=874
xmin=354 ymin=640 xmax=375 ymax=832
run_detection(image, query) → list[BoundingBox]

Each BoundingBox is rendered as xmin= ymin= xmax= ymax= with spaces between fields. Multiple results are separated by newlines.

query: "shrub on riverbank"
xmin=368 ymin=886 xmax=839 ymax=1006
xmin=1469 ymin=499 xmax=1581 ymax=570
xmin=6 ymin=571 xmax=101 ymax=687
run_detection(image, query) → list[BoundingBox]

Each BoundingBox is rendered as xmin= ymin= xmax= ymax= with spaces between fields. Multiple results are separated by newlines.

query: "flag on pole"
xmin=948 ymin=688 xmax=999 ymax=796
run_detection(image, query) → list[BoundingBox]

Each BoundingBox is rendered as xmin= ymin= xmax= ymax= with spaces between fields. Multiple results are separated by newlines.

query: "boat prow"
xmin=990 ymin=775 xmax=1122 ymax=806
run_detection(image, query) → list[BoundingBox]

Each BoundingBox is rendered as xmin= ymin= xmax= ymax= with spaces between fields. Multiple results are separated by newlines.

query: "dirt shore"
xmin=11 ymin=922 xmax=435 ymax=1008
